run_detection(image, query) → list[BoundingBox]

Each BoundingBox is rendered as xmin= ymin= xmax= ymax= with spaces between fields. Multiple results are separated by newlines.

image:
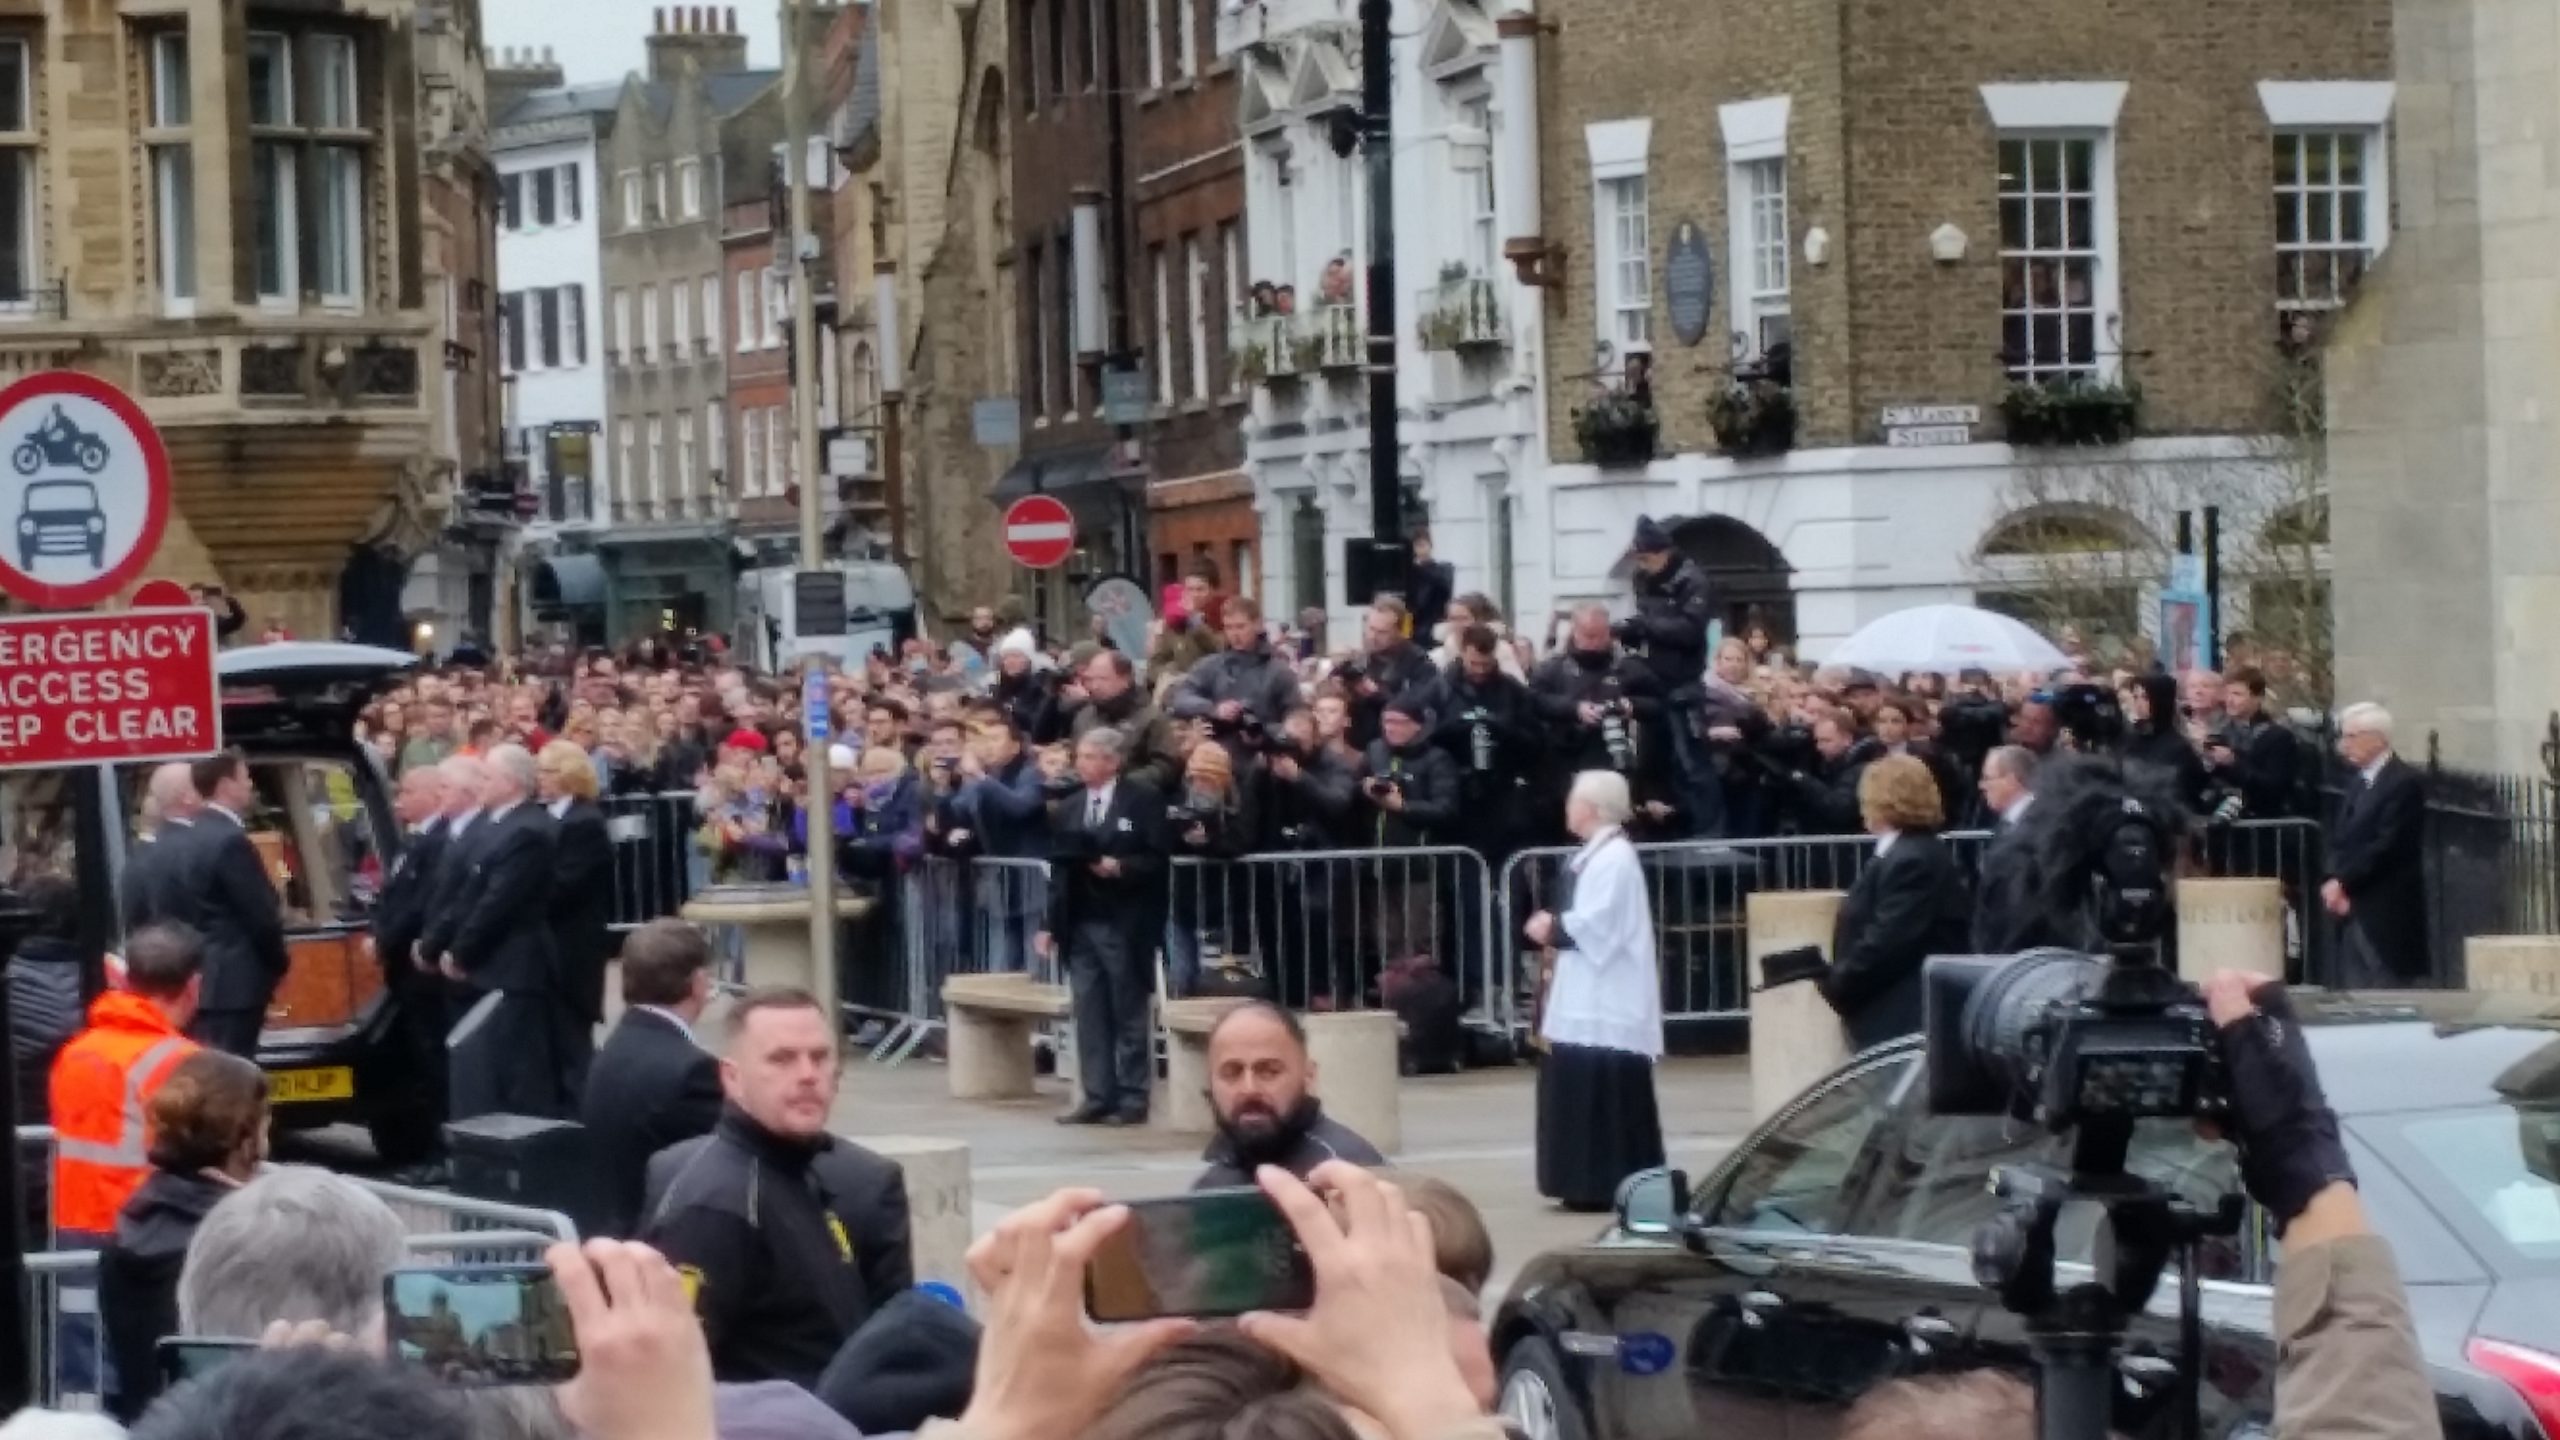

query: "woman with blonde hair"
xmin=535 ymin=739 xmax=612 ymax=1097
xmin=1818 ymin=753 xmax=1973 ymax=1049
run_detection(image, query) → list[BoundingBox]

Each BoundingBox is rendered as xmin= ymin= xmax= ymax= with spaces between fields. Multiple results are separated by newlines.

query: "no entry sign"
xmin=1003 ymin=494 xmax=1075 ymax=570
xmin=0 ymin=608 xmax=219 ymax=770
xmin=0 ymin=371 xmax=173 ymax=609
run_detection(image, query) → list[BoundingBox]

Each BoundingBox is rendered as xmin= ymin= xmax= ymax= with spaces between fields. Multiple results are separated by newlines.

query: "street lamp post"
xmin=781 ymin=0 xmax=840 ymax=1023
xmin=1360 ymin=0 xmax=1408 ymax=605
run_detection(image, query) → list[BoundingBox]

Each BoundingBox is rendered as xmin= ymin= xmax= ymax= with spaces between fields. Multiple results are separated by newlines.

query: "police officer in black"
xmin=1529 ymin=603 xmax=1666 ymax=842
xmin=641 ymin=988 xmax=912 ymax=1388
xmin=1619 ymin=516 xmax=1721 ymax=836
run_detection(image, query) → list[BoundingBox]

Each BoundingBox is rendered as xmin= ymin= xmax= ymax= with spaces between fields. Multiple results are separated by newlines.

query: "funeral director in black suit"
xmin=583 ymin=919 xmax=723 ymax=1237
xmin=1822 ymin=753 xmax=1974 ymax=1050
xmin=121 ymin=762 xmax=203 ymax=932
xmin=2324 ymin=702 xmax=2429 ymax=985
xmin=180 ymin=750 xmax=290 ymax=1055
xmin=537 ymin=740 xmax=615 ymax=1102
xmin=434 ymin=743 xmax=564 ymax=1119
xmin=370 ymin=764 xmax=454 ymax=1109
xmin=1037 ymin=728 xmax=1168 ymax=1127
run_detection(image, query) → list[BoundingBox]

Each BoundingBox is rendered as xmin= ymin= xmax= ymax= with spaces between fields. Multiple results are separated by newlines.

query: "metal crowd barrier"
xmin=875 ymin=856 xmax=1055 ymax=1065
xmin=603 ymin=790 xmax=702 ymax=930
xmin=1165 ymin=847 xmax=1496 ymax=1016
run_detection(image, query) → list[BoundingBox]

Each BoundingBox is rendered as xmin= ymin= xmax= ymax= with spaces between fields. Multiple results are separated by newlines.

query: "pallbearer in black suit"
xmin=1038 ymin=728 xmax=1168 ymax=1126
xmin=371 ymin=765 xmax=454 ymax=1128
xmin=582 ymin=919 xmax=723 ymax=1237
xmin=414 ymin=754 xmax=491 ymax=996
xmin=434 ymin=743 xmax=564 ymax=1120
xmin=121 ymin=763 xmax=203 ymax=933
xmin=537 ymin=740 xmax=614 ymax=1104
xmin=178 ymin=751 xmax=289 ymax=1056
xmin=1822 ymin=754 xmax=1974 ymax=1051
xmin=2325 ymin=703 xmax=2429 ymax=986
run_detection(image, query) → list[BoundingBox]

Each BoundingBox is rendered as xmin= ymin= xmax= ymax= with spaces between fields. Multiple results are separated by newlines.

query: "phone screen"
xmin=385 ymin=1265 xmax=581 ymax=1385
xmin=157 ymin=1337 xmax=255 ymax=1389
xmin=1085 ymin=1187 xmax=1315 ymax=1322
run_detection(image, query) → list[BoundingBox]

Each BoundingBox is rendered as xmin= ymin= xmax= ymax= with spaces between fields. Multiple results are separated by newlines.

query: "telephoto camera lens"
xmin=1925 ymin=949 xmax=2108 ymax=1120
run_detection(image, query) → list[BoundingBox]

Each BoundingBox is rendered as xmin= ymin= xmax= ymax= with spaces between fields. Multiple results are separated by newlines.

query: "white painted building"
xmin=1221 ymin=0 xmax=1550 ymax=634
xmin=494 ymin=78 xmax=621 ymax=627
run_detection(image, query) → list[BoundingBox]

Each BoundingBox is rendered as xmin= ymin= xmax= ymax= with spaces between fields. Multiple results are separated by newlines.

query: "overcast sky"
xmin=489 ymin=0 xmax=785 ymax=86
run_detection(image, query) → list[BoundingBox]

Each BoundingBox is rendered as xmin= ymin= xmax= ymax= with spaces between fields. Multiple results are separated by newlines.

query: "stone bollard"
xmin=1303 ymin=1011 xmax=1402 ymax=1156
xmin=2174 ymin=878 xmax=2286 ymax=983
xmin=2465 ymin=936 xmax=2560 ymax=999
xmin=854 ymin=1135 xmax=976 ymax=1305
xmin=1746 ymin=891 xmax=1850 ymax=1122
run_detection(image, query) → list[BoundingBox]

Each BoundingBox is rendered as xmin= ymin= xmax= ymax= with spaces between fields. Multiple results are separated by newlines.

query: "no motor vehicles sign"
xmin=0 ymin=608 xmax=219 ymax=770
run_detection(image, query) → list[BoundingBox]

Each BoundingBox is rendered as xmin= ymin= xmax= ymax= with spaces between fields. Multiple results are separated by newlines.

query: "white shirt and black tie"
xmin=1085 ymin=781 xmax=1116 ymax=831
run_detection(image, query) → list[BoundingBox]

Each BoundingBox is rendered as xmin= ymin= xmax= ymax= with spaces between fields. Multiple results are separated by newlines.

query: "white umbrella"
xmin=1821 ymin=604 xmax=2070 ymax=677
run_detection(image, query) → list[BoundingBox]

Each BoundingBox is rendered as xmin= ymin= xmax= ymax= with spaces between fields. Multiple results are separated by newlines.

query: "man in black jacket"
xmin=1193 ymin=1003 xmax=1385 ymax=1188
xmin=178 ymin=750 xmax=289 ymax=1055
xmin=1344 ymin=601 xmax=1440 ymax=749
xmin=1039 ymin=728 xmax=1169 ymax=1126
xmin=2205 ymin=665 xmax=2303 ymax=819
xmin=1529 ymin=604 xmax=1665 ymax=843
xmin=414 ymin=754 xmax=490 ymax=991
xmin=641 ymin=988 xmax=911 ymax=1387
xmin=370 ymin=765 xmax=452 ymax=1148
xmin=1170 ymin=595 xmax=1302 ymax=743
xmin=538 ymin=743 xmax=614 ymax=1103
xmin=2324 ymin=704 xmax=2429 ymax=985
xmin=1429 ymin=625 xmax=1540 ymax=858
xmin=1619 ymin=516 xmax=1721 ymax=837
xmin=122 ymin=762 xmax=203 ymax=933
xmin=435 ymin=743 xmax=563 ymax=1119
xmin=584 ymin=919 xmax=723 ymax=1237
xmin=1359 ymin=698 xmax=1461 ymax=971
xmin=1406 ymin=529 xmax=1456 ymax=638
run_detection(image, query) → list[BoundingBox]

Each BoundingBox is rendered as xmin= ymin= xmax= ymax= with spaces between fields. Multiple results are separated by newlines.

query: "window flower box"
xmin=2000 ymin=375 xmax=2141 ymax=447
xmin=1573 ymin=390 xmax=1658 ymax=468
xmin=1415 ymin=276 xmax=1505 ymax=352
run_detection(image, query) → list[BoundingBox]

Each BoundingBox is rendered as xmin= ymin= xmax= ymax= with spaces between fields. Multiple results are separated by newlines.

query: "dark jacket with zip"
xmin=1194 ymin=1103 xmax=1389 ymax=1190
xmin=1358 ymin=738 xmax=1460 ymax=848
xmin=100 ymin=1168 xmax=233 ymax=1421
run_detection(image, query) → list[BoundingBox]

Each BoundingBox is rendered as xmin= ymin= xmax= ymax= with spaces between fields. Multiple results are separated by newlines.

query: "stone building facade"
xmin=0 ymin=0 xmax=470 ymax=643
xmin=2326 ymin=0 xmax=2555 ymax=771
xmin=1522 ymin=0 xmax=2389 ymax=657
xmin=593 ymin=6 xmax=778 ymax=644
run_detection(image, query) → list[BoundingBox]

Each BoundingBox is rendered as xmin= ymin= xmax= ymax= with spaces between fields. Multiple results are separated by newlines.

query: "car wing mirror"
xmin=1614 ymin=1166 xmax=1690 ymax=1238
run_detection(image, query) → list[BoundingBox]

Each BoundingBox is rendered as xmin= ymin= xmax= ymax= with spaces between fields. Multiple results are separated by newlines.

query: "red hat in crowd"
xmin=722 ymin=726 xmax=769 ymax=753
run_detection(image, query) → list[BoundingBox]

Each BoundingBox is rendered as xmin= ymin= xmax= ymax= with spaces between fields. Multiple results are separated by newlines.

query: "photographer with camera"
xmin=1358 ymin=697 xmax=1460 ymax=974
xmin=1171 ymin=595 xmax=1303 ymax=747
xmin=1427 ymin=624 xmax=1541 ymax=861
xmin=1165 ymin=741 xmax=1261 ymax=997
xmin=2202 ymin=666 xmax=2303 ymax=821
xmin=1777 ymin=712 xmax=1875 ymax=837
xmin=1342 ymin=601 xmax=1441 ymax=748
xmin=1066 ymin=649 xmax=1183 ymax=795
xmin=1529 ymin=604 xmax=1666 ymax=844
xmin=1618 ymin=517 xmax=1721 ymax=837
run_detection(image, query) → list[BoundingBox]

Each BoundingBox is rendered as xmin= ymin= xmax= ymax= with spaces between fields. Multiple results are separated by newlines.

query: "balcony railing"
xmin=1300 ymin=302 xmax=1363 ymax=373
xmin=1232 ymin=312 xmax=1301 ymax=388
xmin=1414 ymin=276 xmax=1505 ymax=352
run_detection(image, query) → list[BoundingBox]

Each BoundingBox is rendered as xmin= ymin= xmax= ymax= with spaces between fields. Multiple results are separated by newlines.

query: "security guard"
xmin=638 ymin=988 xmax=912 ymax=1388
xmin=52 ymin=924 xmax=205 ymax=1241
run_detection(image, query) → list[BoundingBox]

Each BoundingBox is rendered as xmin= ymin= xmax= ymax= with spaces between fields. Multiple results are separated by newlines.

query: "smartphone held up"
xmin=1085 ymin=1188 xmax=1314 ymax=1323
xmin=386 ymin=1264 xmax=581 ymax=1385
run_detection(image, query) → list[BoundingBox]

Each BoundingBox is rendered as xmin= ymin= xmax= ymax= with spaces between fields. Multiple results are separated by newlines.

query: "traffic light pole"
xmin=1360 ymin=0 xmax=1408 ymax=604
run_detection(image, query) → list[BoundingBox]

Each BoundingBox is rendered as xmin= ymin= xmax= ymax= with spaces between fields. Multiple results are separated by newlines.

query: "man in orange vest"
xmin=52 ymin=922 xmax=205 ymax=1243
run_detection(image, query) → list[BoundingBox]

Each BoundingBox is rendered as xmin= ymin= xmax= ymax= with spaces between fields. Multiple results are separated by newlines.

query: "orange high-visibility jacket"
xmin=49 ymin=992 xmax=199 ymax=1235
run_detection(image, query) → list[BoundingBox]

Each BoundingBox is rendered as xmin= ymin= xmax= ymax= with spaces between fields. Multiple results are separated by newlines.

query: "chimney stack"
xmin=645 ymin=0 xmax=752 ymax=83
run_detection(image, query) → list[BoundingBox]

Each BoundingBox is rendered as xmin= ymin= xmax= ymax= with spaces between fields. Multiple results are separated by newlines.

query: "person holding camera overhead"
xmin=1618 ymin=516 xmax=1721 ymax=837
xmin=1820 ymin=754 xmax=1974 ymax=1049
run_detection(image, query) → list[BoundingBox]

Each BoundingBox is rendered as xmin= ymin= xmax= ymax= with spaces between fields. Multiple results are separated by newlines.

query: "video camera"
xmin=2048 ymin=682 xmax=2124 ymax=752
xmin=1919 ymin=762 xmax=2237 ymax=1440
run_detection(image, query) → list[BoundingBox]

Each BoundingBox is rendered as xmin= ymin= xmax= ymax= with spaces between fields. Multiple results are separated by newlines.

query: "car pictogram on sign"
xmin=18 ymin=480 xmax=107 ymax=570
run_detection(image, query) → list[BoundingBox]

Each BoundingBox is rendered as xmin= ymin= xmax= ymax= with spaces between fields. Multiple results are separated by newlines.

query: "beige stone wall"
xmin=1533 ymin=0 xmax=2389 ymax=459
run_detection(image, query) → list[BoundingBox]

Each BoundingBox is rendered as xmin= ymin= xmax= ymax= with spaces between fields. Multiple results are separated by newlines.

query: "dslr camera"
xmin=2048 ymin=682 xmax=2125 ymax=752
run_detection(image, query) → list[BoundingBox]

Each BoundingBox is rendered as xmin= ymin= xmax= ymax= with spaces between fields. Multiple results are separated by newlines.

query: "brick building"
xmin=1000 ymin=0 xmax=1250 ymax=632
xmin=1520 ymin=0 xmax=2390 ymax=655
xmin=0 ymin=0 xmax=484 ymax=644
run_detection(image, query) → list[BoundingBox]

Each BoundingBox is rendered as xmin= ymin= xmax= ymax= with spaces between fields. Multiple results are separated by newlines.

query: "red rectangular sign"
xmin=0 ymin=608 xmax=220 ymax=771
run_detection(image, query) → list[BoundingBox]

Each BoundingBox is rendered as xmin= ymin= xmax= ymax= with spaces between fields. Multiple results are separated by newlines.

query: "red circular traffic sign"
xmin=0 ymin=370 xmax=172 ymax=610
xmin=130 ymin=579 xmax=192 ymax=609
xmin=1003 ymin=494 xmax=1076 ymax=570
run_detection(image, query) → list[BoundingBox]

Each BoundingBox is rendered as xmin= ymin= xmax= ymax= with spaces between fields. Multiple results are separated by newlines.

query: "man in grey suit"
xmin=178 ymin=750 xmax=289 ymax=1055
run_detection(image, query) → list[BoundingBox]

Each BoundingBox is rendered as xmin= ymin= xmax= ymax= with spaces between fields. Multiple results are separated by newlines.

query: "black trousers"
xmin=449 ymin=989 xmax=564 ymax=1121
xmin=1066 ymin=918 xmax=1152 ymax=1115
xmin=187 ymin=1008 xmax=264 ymax=1057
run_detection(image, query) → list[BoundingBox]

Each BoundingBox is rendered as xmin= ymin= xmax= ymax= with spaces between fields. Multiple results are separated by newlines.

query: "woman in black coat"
xmin=99 ymin=1050 xmax=270 ymax=1422
xmin=1822 ymin=754 xmax=1974 ymax=1050
xmin=538 ymin=740 xmax=616 ymax=1105
xmin=2120 ymin=671 xmax=2210 ymax=816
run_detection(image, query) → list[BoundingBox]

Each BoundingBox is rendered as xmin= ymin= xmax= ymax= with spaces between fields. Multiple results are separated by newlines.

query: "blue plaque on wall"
xmin=1664 ymin=219 xmax=1715 ymax=347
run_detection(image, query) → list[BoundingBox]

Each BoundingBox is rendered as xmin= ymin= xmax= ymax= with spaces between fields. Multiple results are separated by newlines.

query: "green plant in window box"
xmin=1437 ymin=259 xmax=1470 ymax=286
xmin=2000 ymin=374 xmax=2142 ymax=446
xmin=1290 ymin=333 xmax=1328 ymax=374
xmin=1417 ymin=309 xmax=1466 ymax=352
xmin=1708 ymin=378 xmax=1797 ymax=459
xmin=1573 ymin=389 xmax=1659 ymax=468
xmin=1237 ymin=341 xmax=1270 ymax=387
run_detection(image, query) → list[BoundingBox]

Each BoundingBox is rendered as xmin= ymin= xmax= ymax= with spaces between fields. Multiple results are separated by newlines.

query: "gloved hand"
xmin=1611 ymin=616 xmax=1647 ymax=648
xmin=2204 ymin=974 xmax=2357 ymax=1231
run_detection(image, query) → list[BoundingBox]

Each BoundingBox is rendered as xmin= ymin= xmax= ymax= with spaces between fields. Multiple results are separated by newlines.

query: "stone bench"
xmin=942 ymin=975 xmax=1072 ymax=1100
xmin=1303 ymin=1011 xmax=1401 ymax=1156
xmin=1154 ymin=997 xmax=1253 ymax=1134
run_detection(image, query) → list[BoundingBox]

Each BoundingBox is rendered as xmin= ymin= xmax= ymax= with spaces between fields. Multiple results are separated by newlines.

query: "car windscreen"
xmin=2361 ymin=1103 xmax=2560 ymax=1276
xmin=24 ymin=483 xmax=92 ymax=507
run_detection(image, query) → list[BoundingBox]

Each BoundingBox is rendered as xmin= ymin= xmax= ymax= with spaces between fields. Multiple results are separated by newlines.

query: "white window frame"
xmin=736 ymin=271 xmax=757 ymax=353
xmin=307 ymin=34 xmax=358 ymax=128
xmin=1994 ymin=133 xmax=2119 ymax=384
xmin=1175 ymin=0 xmax=1197 ymax=81
xmin=615 ymin=421 xmax=636 ymax=512
xmin=676 ymin=412 xmax=696 ymax=496
xmin=246 ymin=31 xmax=293 ymax=126
xmin=1982 ymin=83 xmax=2126 ymax=383
xmin=646 ymin=416 xmax=664 ymax=507
xmin=678 ymin=158 xmax=703 ymax=219
xmin=562 ymin=283 xmax=586 ymax=365
xmin=1451 ymin=91 xmax=1497 ymax=278
xmin=0 ymin=40 xmax=40 ymax=316
xmin=1718 ymin=97 xmax=1790 ymax=363
xmin=1144 ymin=0 xmax=1164 ymax=89
xmin=620 ymin=169 xmax=642 ymax=228
xmin=2258 ymin=82 xmax=2394 ymax=340
xmin=742 ymin=406 xmax=765 ymax=497
xmin=706 ymin=404 xmax=726 ymax=486
xmin=611 ymin=288 xmax=631 ymax=363
xmin=641 ymin=283 xmax=660 ymax=362
xmin=765 ymin=408 xmax=787 ymax=496
xmin=672 ymin=281 xmax=691 ymax=353
xmin=1185 ymin=235 xmax=1209 ymax=399
xmin=1585 ymin=119 xmax=1652 ymax=359
xmin=650 ymin=164 xmax=668 ymax=222
xmin=701 ymin=275 xmax=722 ymax=353
xmin=313 ymin=144 xmax=365 ymax=308
xmin=1151 ymin=246 xmax=1172 ymax=404
xmin=761 ymin=269 xmax=784 ymax=349
xmin=148 ymin=31 xmax=195 ymax=314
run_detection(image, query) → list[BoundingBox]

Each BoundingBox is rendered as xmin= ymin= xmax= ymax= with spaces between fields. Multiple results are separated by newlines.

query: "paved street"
xmin=826 ymin=1054 xmax=1756 ymax=1296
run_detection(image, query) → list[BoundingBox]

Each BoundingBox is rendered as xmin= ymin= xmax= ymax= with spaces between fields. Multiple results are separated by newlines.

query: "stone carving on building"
xmin=139 ymin=348 xmax=224 ymax=398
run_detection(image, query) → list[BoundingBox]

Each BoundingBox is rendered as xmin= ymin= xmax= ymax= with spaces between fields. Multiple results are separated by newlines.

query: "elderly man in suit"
xmin=582 ymin=919 xmax=722 ymax=1237
xmin=1037 ymin=727 xmax=1168 ymax=1127
xmin=434 ymin=743 xmax=563 ymax=1119
xmin=177 ymin=751 xmax=288 ymax=1055
xmin=2324 ymin=703 xmax=2429 ymax=986
xmin=121 ymin=763 xmax=203 ymax=932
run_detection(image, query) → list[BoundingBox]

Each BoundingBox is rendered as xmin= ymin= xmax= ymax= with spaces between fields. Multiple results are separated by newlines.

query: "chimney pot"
xmin=727 ymin=7 xmax=739 ymax=32
xmin=654 ymin=7 xmax=666 ymax=33
xmin=543 ymin=45 xmax=556 ymax=62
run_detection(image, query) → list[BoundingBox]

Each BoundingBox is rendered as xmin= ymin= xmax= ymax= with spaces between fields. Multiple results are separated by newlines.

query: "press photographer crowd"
xmin=0 ymin=513 xmax=2515 ymax=1440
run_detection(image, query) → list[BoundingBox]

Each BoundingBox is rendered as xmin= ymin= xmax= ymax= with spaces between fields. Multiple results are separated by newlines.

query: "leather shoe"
xmin=1057 ymin=1104 xmax=1110 ymax=1126
xmin=1104 ymin=1108 xmax=1148 ymax=1128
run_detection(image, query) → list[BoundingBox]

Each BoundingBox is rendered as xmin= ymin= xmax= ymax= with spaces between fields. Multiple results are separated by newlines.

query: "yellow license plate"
xmin=267 ymin=1067 xmax=355 ymax=1104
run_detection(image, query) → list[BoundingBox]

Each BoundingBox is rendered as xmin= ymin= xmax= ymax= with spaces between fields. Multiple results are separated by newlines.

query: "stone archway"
xmin=1669 ymin=514 xmax=1794 ymax=646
